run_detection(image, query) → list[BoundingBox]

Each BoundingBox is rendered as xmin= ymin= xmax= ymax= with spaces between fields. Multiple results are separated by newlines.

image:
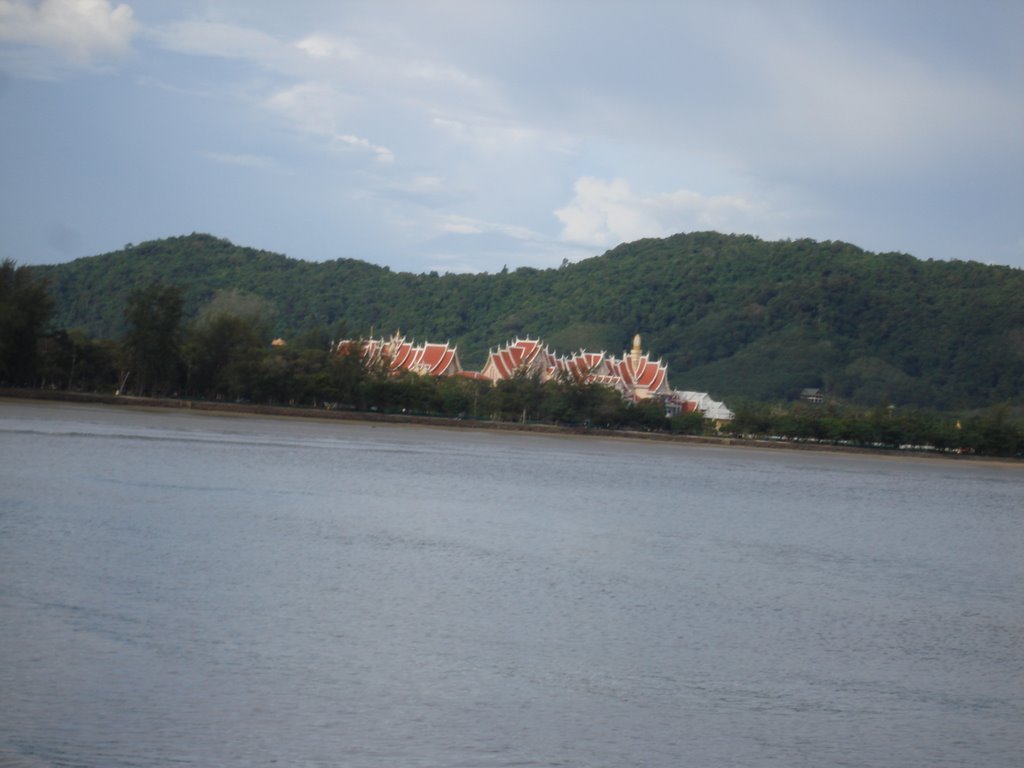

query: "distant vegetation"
xmin=31 ymin=231 xmax=1024 ymax=410
xmin=2 ymin=231 xmax=1022 ymax=456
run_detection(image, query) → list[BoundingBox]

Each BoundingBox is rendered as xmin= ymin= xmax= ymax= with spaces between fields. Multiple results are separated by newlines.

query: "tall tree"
xmin=184 ymin=310 xmax=269 ymax=400
xmin=183 ymin=289 xmax=275 ymax=400
xmin=123 ymin=284 xmax=185 ymax=395
xmin=0 ymin=259 xmax=53 ymax=385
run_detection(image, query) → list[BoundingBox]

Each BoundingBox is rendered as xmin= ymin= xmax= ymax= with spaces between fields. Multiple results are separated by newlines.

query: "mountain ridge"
xmin=31 ymin=231 xmax=1024 ymax=409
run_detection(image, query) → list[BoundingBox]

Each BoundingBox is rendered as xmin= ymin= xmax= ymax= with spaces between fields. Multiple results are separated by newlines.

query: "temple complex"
xmin=334 ymin=332 xmax=732 ymax=420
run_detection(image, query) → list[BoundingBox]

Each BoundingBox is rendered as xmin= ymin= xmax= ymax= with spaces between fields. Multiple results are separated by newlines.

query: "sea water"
xmin=1 ymin=399 xmax=1021 ymax=767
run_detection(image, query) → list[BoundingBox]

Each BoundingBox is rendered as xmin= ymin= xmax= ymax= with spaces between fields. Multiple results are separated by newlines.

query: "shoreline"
xmin=2 ymin=387 xmax=1019 ymax=466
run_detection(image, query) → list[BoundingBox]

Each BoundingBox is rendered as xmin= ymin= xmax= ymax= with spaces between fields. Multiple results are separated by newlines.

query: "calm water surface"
xmin=1 ymin=399 xmax=1022 ymax=767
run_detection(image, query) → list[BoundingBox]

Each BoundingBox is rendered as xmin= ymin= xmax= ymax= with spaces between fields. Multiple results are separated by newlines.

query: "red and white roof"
xmin=482 ymin=335 xmax=673 ymax=402
xmin=337 ymin=333 xmax=462 ymax=377
xmin=481 ymin=337 xmax=557 ymax=382
xmin=608 ymin=352 xmax=670 ymax=397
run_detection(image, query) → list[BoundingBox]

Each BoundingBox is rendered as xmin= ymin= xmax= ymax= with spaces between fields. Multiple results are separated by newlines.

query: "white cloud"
xmin=431 ymin=112 xmax=574 ymax=156
xmin=334 ymin=133 xmax=393 ymax=164
xmin=264 ymin=81 xmax=349 ymax=136
xmin=405 ymin=60 xmax=481 ymax=90
xmin=152 ymin=19 xmax=485 ymax=103
xmin=438 ymin=214 xmax=538 ymax=241
xmin=405 ymin=175 xmax=444 ymax=193
xmin=295 ymin=33 xmax=359 ymax=61
xmin=149 ymin=20 xmax=283 ymax=63
xmin=262 ymin=82 xmax=394 ymax=163
xmin=435 ymin=113 xmax=530 ymax=149
xmin=555 ymin=177 xmax=759 ymax=248
xmin=440 ymin=218 xmax=482 ymax=235
xmin=152 ymin=22 xmax=463 ymax=167
xmin=144 ymin=15 xmax=552 ymax=177
xmin=0 ymin=0 xmax=136 ymax=67
xmin=293 ymin=31 xmax=481 ymax=93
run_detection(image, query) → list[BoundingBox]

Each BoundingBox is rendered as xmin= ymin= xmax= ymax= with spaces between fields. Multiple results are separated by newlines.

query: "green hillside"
xmin=32 ymin=232 xmax=1024 ymax=409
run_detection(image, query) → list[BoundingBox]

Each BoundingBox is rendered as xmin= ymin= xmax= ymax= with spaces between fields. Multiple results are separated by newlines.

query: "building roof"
xmin=610 ymin=352 xmax=670 ymax=394
xmin=337 ymin=333 xmax=462 ymax=377
xmin=673 ymin=390 xmax=734 ymax=420
xmin=481 ymin=337 xmax=557 ymax=381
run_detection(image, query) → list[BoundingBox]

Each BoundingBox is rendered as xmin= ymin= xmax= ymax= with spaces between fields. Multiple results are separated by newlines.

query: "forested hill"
xmin=32 ymin=232 xmax=1024 ymax=409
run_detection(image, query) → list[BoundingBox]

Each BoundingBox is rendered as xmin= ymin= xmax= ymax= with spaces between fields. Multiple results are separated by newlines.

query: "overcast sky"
xmin=1 ymin=0 xmax=1022 ymax=273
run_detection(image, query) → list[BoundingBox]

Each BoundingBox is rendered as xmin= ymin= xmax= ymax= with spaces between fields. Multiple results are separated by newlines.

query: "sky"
xmin=1 ymin=0 xmax=1022 ymax=274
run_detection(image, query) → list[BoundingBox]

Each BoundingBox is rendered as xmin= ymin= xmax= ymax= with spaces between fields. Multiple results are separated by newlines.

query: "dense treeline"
xmin=3 ymin=257 xmax=1023 ymax=456
xmin=31 ymin=232 xmax=1024 ymax=410
xmin=729 ymin=401 xmax=1022 ymax=456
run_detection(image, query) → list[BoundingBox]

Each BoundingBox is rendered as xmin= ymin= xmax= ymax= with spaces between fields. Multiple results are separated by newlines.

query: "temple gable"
xmin=336 ymin=332 xmax=463 ymax=377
